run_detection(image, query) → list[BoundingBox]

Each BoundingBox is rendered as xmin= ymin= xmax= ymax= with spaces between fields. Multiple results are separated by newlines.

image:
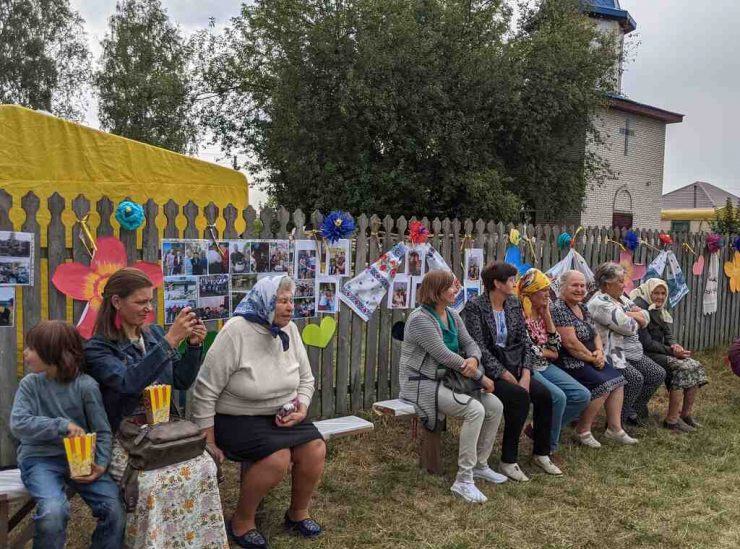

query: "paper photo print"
xmin=294 ymin=240 xmax=318 ymax=280
xmin=388 ymin=274 xmax=410 ymax=310
xmin=229 ymin=241 xmax=251 ymax=275
xmin=324 ymin=239 xmax=351 ymax=277
xmin=406 ymin=246 xmax=426 ymax=278
xmin=464 ymin=248 xmax=484 ymax=284
xmin=0 ymin=286 xmax=15 ymax=327
xmin=409 ymin=276 xmax=424 ymax=309
xmin=464 ymin=282 xmax=481 ymax=302
xmin=251 ymin=242 xmax=271 ymax=273
xmin=206 ymin=242 xmax=229 ymax=275
xmin=162 ymin=240 xmax=208 ymax=276
xmin=0 ymin=231 xmax=34 ymax=285
xmin=197 ymin=296 xmax=230 ymax=321
xmin=316 ymin=276 xmax=340 ymax=314
xmin=163 ymin=276 xmax=198 ymax=324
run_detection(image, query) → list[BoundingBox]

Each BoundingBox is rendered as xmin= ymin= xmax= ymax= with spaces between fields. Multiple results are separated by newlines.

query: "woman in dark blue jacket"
xmin=84 ymin=267 xmax=206 ymax=433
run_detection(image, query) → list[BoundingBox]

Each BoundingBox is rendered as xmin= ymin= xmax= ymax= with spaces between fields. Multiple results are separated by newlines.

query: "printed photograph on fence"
xmin=294 ymin=240 xmax=318 ymax=280
xmin=162 ymin=240 xmax=208 ymax=276
xmin=0 ymin=231 xmax=34 ymax=285
xmin=451 ymin=284 xmax=465 ymax=312
xmin=465 ymin=248 xmax=484 ymax=284
xmin=231 ymin=292 xmax=247 ymax=313
xmin=207 ymin=242 xmax=229 ymax=274
xmin=199 ymin=274 xmax=230 ymax=298
xmin=409 ymin=276 xmax=423 ymax=308
xmin=0 ymin=286 xmax=15 ymax=327
xmin=229 ymin=241 xmax=252 ymax=274
xmin=324 ymin=239 xmax=351 ymax=277
xmin=251 ymin=241 xmax=271 ymax=273
xmin=316 ymin=276 xmax=340 ymax=313
xmin=163 ymin=276 xmax=198 ymax=324
xmin=465 ymin=282 xmax=481 ymax=302
xmin=293 ymin=295 xmax=317 ymax=319
xmin=270 ymin=240 xmax=291 ymax=273
xmin=295 ymin=279 xmax=315 ymax=299
xmin=388 ymin=275 xmax=410 ymax=309
xmin=197 ymin=295 xmax=230 ymax=321
xmin=232 ymin=274 xmax=257 ymax=293
xmin=406 ymin=245 xmax=426 ymax=278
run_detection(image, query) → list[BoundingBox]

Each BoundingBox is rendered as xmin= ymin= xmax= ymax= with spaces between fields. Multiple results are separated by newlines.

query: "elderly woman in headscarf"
xmin=630 ymin=278 xmax=708 ymax=432
xmin=192 ymin=275 xmax=325 ymax=549
xmin=587 ymin=262 xmax=666 ymax=428
xmin=518 ymin=269 xmax=590 ymax=465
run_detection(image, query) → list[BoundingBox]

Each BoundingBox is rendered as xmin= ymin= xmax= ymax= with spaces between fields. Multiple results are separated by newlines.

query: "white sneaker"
xmin=473 ymin=466 xmax=508 ymax=484
xmin=450 ymin=480 xmax=488 ymax=503
xmin=577 ymin=431 xmax=602 ymax=448
xmin=499 ymin=462 xmax=530 ymax=482
xmin=532 ymin=455 xmax=563 ymax=476
xmin=604 ymin=428 xmax=639 ymax=445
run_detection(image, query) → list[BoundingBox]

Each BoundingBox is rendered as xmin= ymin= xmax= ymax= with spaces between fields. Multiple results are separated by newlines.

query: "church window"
xmin=619 ymin=118 xmax=635 ymax=155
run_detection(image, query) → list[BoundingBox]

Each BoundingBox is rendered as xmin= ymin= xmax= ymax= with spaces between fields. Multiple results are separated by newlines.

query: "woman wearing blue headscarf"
xmin=192 ymin=275 xmax=325 ymax=549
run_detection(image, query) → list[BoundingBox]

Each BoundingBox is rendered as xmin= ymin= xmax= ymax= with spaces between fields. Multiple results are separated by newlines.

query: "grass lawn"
xmin=65 ymin=348 xmax=740 ymax=548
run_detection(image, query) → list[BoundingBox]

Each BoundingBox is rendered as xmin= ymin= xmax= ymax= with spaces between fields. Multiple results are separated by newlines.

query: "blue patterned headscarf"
xmin=234 ymin=275 xmax=291 ymax=351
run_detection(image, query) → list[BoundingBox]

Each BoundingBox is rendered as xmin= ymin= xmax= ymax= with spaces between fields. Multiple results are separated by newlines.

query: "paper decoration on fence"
xmin=317 ymin=275 xmax=340 ymax=314
xmin=464 ymin=249 xmax=483 ymax=285
xmin=545 ymin=249 xmax=594 ymax=296
xmin=504 ymin=245 xmax=532 ymax=277
xmin=659 ymin=233 xmax=673 ymax=246
xmin=388 ymin=274 xmax=410 ymax=309
xmin=0 ymin=286 xmax=15 ymax=328
xmin=618 ymin=250 xmax=646 ymax=294
xmin=704 ymin=253 xmax=719 ymax=315
xmin=0 ymin=231 xmax=34 ymax=286
xmin=115 ymin=200 xmax=145 ymax=231
xmin=302 ymin=316 xmax=337 ymax=348
xmin=624 ymin=231 xmax=639 ymax=252
xmin=323 ymin=239 xmax=351 ymax=277
xmin=724 ymin=251 xmax=740 ymax=293
xmin=692 ymin=255 xmax=705 ymax=276
xmin=409 ymin=221 xmax=430 ymax=245
xmin=642 ymin=250 xmax=689 ymax=308
xmin=339 ymin=242 xmax=407 ymax=321
xmin=557 ymin=232 xmax=572 ymax=250
xmin=320 ymin=211 xmax=356 ymax=244
xmin=52 ymin=236 xmax=163 ymax=338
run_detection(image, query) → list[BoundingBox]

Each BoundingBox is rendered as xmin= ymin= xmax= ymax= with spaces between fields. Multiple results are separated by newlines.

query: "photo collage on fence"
xmin=464 ymin=248 xmax=484 ymax=303
xmin=162 ymin=239 xmax=292 ymax=324
xmin=0 ymin=231 xmax=34 ymax=328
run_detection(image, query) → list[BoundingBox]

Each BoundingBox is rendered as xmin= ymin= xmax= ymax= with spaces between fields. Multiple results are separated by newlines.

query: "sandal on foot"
xmin=577 ymin=431 xmax=602 ymax=448
xmin=284 ymin=512 xmax=323 ymax=538
xmin=226 ymin=520 xmax=270 ymax=549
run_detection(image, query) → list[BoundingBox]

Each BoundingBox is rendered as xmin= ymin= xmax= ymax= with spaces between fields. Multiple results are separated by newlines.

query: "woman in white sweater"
xmin=192 ymin=275 xmax=325 ymax=549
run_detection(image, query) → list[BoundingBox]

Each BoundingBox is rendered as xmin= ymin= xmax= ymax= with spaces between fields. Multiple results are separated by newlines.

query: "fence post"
xmin=0 ymin=190 xmax=18 ymax=466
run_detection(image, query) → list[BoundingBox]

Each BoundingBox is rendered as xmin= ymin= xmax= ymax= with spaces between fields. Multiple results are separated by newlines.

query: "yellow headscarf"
xmin=517 ymin=268 xmax=551 ymax=318
xmin=628 ymin=278 xmax=672 ymax=323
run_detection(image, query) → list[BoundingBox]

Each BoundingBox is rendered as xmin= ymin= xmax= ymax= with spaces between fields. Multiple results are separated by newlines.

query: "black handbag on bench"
xmin=491 ymin=342 xmax=527 ymax=379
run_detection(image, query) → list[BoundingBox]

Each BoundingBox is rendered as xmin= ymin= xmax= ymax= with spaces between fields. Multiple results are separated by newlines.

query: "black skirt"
xmin=214 ymin=413 xmax=323 ymax=463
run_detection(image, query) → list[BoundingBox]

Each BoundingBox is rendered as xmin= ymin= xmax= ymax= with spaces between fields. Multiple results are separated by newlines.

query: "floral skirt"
xmin=109 ymin=442 xmax=228 ymax=549
xmin=664 ymin=356 xmax=709 ymax=391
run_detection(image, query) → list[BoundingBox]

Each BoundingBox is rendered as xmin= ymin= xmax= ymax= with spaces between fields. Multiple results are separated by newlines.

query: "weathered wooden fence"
xmin=1 ymin=189 xmax=739 ymax=466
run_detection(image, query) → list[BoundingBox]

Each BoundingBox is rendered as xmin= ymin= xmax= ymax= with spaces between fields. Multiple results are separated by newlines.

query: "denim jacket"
xmin=84 ymin=324 xmax=203 ymax=433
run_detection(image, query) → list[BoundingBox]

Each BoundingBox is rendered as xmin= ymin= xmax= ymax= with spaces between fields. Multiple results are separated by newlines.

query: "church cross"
xmin=619 ymin=118 xmax=635 ymax=156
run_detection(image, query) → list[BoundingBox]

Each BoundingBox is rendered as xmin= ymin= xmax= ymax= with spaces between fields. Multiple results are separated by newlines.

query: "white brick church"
xmin=543 ymin=0 xmax=683 ymax=229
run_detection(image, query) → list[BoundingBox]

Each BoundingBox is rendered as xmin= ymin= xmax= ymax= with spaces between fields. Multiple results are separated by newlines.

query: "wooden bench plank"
xmin=372 ymin=399 xmax=416 ymax=417
xmin=314 ymin=416 xmax=374 ymax=440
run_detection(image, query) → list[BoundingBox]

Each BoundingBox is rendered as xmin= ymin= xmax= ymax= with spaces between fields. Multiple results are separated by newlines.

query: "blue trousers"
xmin=534 ymin=364 xmax=591 ymax=452
xmin=19 ymin=456 xmax=125 ymax=549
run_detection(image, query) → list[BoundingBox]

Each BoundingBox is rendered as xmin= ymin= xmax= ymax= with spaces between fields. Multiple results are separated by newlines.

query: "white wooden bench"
xmin=372 ymin=399 xmax=443 ymax=475
xmin=1 ymin=468 xmax=36 ymax=549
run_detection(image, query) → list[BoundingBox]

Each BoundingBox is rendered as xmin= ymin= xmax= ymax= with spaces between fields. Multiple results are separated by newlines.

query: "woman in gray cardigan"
xmin=399 ymin=270 xmax=504 ymax=504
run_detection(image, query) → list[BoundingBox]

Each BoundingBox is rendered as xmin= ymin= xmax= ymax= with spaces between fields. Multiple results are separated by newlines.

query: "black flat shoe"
xmin=284 ymin=512 xmax=323 ymax=538
xmin=226 ymin=519 xmax=270 ymax=549
xmin=625 ymin=416 xmax=648 ymax=428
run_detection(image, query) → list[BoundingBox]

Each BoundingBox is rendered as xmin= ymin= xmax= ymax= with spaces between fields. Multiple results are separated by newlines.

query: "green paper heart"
xmin=302 ymin=316 xmax=337 ymax=348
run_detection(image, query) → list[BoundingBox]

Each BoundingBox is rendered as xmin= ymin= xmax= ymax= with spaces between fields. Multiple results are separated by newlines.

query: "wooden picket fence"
xmin=1 ymin=189 xmax=739 ymax=466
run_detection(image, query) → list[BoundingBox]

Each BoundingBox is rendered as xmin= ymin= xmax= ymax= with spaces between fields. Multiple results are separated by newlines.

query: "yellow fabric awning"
xmin=0 ymin=105 xmax=249 ymax=244
xmin=661 ymin=208 xmax=716 ymax=221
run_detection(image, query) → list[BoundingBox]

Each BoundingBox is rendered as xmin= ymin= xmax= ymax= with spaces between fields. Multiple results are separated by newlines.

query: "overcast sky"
xmin=69 ymin=0 xmax=740 ymax=202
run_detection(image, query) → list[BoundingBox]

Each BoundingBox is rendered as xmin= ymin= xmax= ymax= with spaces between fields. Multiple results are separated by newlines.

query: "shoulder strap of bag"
xmin=119 ymin=463 xmax=140 ymax=513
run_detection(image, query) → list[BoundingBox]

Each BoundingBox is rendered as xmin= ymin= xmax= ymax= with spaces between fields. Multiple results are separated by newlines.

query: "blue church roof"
xmin=584 ymin=0 xmax=636 ymax=33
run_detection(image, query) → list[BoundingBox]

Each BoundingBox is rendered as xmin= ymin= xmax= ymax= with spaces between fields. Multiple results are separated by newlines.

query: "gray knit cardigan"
xmin=398 ymin=306 xmax=483 ymax=431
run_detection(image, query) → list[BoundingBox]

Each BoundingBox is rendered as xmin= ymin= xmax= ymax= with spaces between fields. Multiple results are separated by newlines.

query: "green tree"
xmin=196 ymin=0 xmax=618 ymax=219
xmin=711 ymin=198 xmax=740 ymax=235
xmin=0 ymin=0 xmax=91 ymax=120
xmin=95 ymin=0 xmax=196 ymax=153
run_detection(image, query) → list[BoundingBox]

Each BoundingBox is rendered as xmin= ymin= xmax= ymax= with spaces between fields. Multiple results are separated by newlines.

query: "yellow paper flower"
xmin=724 ymin=251 xmax=740 ymax=293
xmin=509 ymin=229 xmax=521 ymax=246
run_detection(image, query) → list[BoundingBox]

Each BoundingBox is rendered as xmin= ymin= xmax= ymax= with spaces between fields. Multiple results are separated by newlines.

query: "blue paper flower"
xmin=624 ymin=230 xmax=639 ymax=252
xmin=557 ymin=233 xmax=572 ymax=250
xmin=115 ymin=200 xmax=145 ymax=231
xmin=320 ymin=211 xmax=355 ymax=243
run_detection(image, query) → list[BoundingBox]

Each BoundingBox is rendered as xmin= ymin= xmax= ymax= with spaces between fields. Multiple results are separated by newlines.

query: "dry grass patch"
xmin=64 ymin=348 xmax=740 ymax=548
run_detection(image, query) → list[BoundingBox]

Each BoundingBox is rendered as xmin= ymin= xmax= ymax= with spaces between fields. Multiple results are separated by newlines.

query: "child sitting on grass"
xmin=10 ymin=320 xmax=124 ymax=549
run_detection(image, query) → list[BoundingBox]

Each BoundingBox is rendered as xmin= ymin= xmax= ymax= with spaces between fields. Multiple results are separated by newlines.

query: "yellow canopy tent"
xmin=0 ymin=105 xmax=250 ymax=364
xmin=0 ymin=104 xmax=249 ymax=241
